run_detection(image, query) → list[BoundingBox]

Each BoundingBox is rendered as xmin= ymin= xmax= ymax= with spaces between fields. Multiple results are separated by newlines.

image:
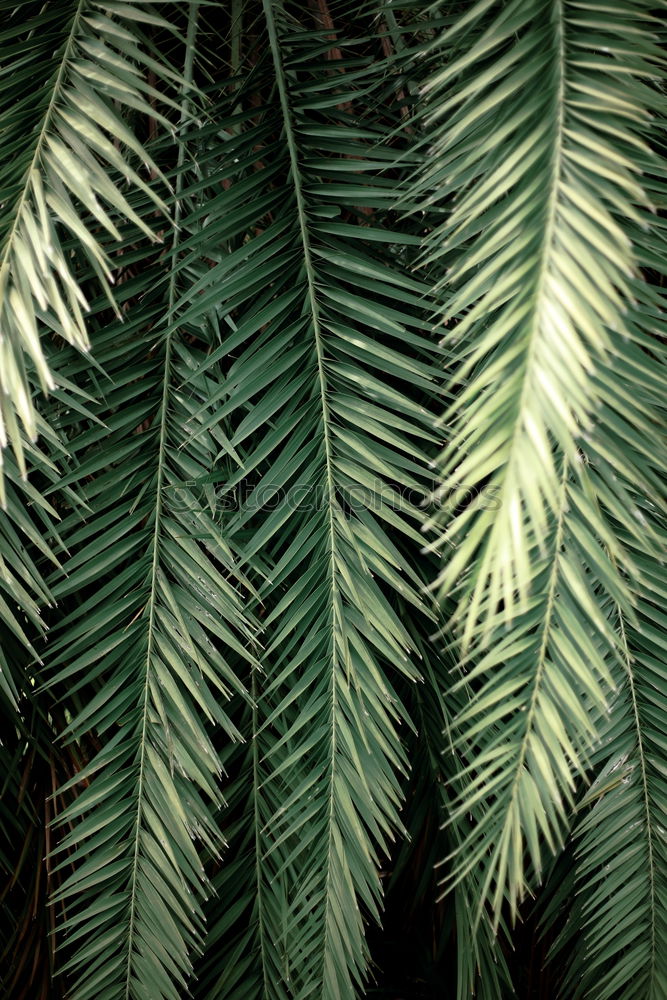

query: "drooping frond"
xmin=389 ymin=612 xmax=514 ymax=1000
xmin=411 ymin=0 xmax=667 ymax=922
xmin=443 ymin=459 xmax=624 ymax=920
xmin=556 ymin=569 xmax=667 ymax=999
xmin=1 ymin=1 xmax=665 ymax=995
xmin=542 ymin=321 xmax=667 ymax=999
xmin=0 ymin=0 xmax=177 ymax=484
xmin=176 ymin=2 xmax=439 ymax=993
xmin=40 ymin=14 xmax=259 ymax=997
xmin=46 ymin=238 xmax=256 ymax=1000
xmin=418 ymin=0 xmax=664 ymax=637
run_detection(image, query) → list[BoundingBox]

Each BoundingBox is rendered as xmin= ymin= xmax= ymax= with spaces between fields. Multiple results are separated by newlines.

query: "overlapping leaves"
xmin=0 ymin=2 xmax=666 ymax=998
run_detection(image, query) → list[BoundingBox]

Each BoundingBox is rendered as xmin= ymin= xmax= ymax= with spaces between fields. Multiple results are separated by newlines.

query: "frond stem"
xmin=488 ymin=453 xmax=570 ymax=922
xmin=262 ymin=0 xmax=342 ymax=986
xmin=251 ymin=665 xmax=273 ymax=997
xmin=617 ymin=601 xmax=657 ymax=980
xmin=123 ymin=6 xmax=199 ymax=994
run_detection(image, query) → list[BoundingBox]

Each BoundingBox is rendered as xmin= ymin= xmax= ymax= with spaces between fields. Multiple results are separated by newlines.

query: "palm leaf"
xmin=179 ymin=3 xmax=438 ymax=993
xmin=418 ymin=0 xmax=663 ymax=636
xmin=394 ymin=614 xmax=514 ymax=1000
xmin=0 ymin=0 xmax=179 ymax=488
xmin=411 ymin=0 xmax=667 ymax=922
xmin=40 ymin=14 xmax=259 ymax=997
xmin=542 ymin=293 xmax=667 ymax=998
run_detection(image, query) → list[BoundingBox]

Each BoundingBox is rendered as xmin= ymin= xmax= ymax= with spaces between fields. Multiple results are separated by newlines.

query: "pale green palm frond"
xmin=542 ymin=302 xmax=667 ymax=999
xmin=0 ymin=0 xmax=180 ymax=489
xmin=443 ymin=459 xmax=629 ymax=922
xmin=418 ymin=0 xmax=663 ymax=639
xmin=409 ymin=0 xmax=667 ymax=924
xmin=542 ymin=526 xmax=667 ymax=1000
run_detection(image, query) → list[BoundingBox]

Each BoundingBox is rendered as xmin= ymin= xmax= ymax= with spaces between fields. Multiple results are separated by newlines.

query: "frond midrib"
xmin=479 ymin=454 xmax=569 ymax=926
xmin=251 ymin=666 xmax=273 ymax=997
xmin=617 ymin=607 xmax=657 ymax=985
xmin=503 ymin=0 xmax=566 ymax=464
xmin=123 ymin=8 xmax=199 ymax=993
xmin=262 ymin=0 xmax=344 ymax=988
xmin=466 ymin=0 xmax=566 ymax=641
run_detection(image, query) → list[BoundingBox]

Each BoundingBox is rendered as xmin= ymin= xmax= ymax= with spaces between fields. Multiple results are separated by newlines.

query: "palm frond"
xmin=396 ymin=616 xmax=514 ymax=1000
xmin=39 ymin=15 xmax=259 ymax=997
xmin=0 ymin=0 xmax=178 ymax=486
xmin=543 ymin=304 xmax=667 ymax=999
xmin=543 ymin=527 xmax=667 ymax=1000
xmin=179 ymin=2 xmax=439 ymax=992
xmin=411 ymin=0 xmax=667 ymax=922
xmin=418 ymin=0 xmax=663 ymax=638
xmin=443 ymin=459 xmax=626 ymax=920
xmin=46 ymin=244 xmax=256 ymax=1000
xmin=0 ymin=2 xmax=665 ymax=996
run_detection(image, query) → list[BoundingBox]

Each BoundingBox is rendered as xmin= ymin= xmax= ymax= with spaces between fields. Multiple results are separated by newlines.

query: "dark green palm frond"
xmin=544 ymin=528 xmax=667 ymax=1000
xmin=194 ymin=692 xmax=275 ymax=1000
xmin=45 ymin=251 xmax=256 ymax=1000
xmin=0 ymin=0 xmax=178 ymax=483
xmin=39 ymin=22 xmax=259 ymax=998
xmin=0 ymin=343 xmax=96 ymax=713
xmin=179 ymin=2 xmax=439 ymax=993
xmin=407 ymin=0 xmax=667 ymax=921
xmin=241 ymin=4 xmax=436 ymax=991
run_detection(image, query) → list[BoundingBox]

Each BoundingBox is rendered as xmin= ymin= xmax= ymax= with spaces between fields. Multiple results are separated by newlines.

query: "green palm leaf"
xmin=180 ymin=3 xmax=438 ymax=993
xmin=0 ymin=0 xmax=177 ymax=487
xmin=0 ymin=2 xmax=665 ymax=995
xmin=542 ymin=317 xmax=667 ymax=998
xmin=41 ymin=14 xmax=259 ymax=997
xmin=419 ymin=0 xmax=663 ymax=637
xmin=413 ymin=0 xmax=667 ymax=922
xmin=565 ymin=571 xmax=667 ymax=1000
